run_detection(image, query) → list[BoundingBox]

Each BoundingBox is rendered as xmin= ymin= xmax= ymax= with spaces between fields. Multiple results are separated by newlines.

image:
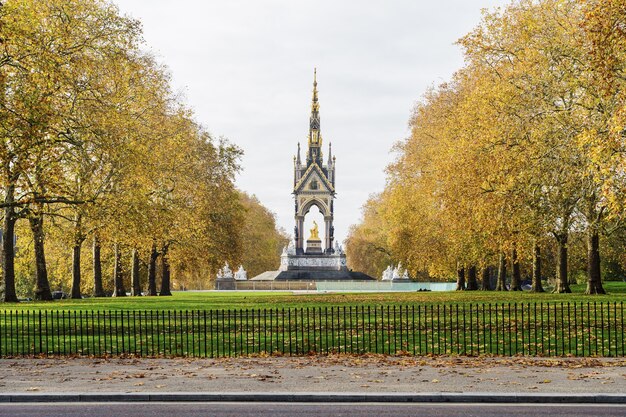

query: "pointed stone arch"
xmin=298 ymin=197 xmax=330 ymax=218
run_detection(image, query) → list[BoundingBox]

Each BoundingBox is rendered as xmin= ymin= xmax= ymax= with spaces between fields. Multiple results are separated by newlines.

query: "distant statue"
xmin=287 ymin=240 xmax=296 ymax=255
xmin=392 ymin=265 xmax=400 ymax=280
xmin=221 ymin=262 xmax=233 ymax=279
xmin=310 ymin=221 xmax=320 ymax=240
xmin=382 ymin=263 xmax=409 ymax=281
xmin=334 ymin=240 xmax=340 ymax=254
xmin=394 ymin=263 xmax=404 ymax=280
xmin=382 ymin=265 xmax=393 ymax=281
xmin=282 ymin=245 xmax=288 ymax=256
xmin=234 ymin=265 xmax=247 ymax=281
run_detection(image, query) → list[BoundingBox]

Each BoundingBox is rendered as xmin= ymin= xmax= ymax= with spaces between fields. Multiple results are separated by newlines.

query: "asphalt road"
xmin=0 ymin=403 xmax=625 ymax=417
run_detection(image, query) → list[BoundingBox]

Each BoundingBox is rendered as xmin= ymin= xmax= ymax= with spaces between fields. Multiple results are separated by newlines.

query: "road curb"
xmin=1 ymin=392 xmax=625 ymax=404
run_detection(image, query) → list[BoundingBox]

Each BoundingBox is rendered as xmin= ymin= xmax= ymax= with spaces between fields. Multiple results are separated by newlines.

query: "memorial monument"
xmin=251 ymin=70 xmax=375 ymax=282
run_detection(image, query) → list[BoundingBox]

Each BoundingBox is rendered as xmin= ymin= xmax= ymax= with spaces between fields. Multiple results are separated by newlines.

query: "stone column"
xmin=325 ymin=217 xmax=333 ymax=254
xmin=295 ymin=216 xmax=304 ymax=255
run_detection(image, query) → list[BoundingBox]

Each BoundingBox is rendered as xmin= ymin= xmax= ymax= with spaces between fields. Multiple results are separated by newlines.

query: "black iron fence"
xmin=0 ymin=302 xmax=624 ymax=357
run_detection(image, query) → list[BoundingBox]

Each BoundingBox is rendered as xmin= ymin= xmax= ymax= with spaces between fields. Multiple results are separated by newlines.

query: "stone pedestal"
xmin=215 ymin=277 xmax=235 ymax=290
xmin=250 ymin=242 xmax=376 ymax=281
xmin=306 ymin=238 xmax=323 ymax=254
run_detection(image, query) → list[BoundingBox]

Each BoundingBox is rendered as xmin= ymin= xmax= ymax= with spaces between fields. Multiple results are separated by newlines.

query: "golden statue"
xmin=309 ymin=221 xmax=320 ymax=240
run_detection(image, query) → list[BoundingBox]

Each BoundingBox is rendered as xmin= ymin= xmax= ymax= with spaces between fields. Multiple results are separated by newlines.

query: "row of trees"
xmin=346 ymin=0 xmax=626 ymax=294
xmin=0 ymin=0 xmax=286 ymax=301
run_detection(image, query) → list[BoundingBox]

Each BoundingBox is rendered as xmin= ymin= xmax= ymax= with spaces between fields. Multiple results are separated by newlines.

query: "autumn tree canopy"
xmin=0 ymin=0 xmax=284 ymax=300
xmin=346 ymin=0 xmax=626 ymax=294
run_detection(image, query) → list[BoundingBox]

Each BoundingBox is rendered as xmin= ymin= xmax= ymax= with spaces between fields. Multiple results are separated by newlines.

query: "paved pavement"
xmin=0 ymin=356 xmax=623 ymax=395
xmin=1 ymin=403 xmax=625 ymax=417
xmin=0 ymin=355 xmax=625 ymax=416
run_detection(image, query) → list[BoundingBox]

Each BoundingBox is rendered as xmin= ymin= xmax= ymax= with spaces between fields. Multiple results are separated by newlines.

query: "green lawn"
xmin=1 ymin=282 xmax=624 ymax=311
xmin=1 ymin=297 xmax=623 ymax=358
xmin=1 ymin=283 xmax=623 ymax=358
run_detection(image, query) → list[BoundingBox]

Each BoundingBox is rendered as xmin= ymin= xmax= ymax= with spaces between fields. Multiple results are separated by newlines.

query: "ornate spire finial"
xmin=309 ymin=69 xmax=320 ymax=138
xmin=311 ymin=68 xmax=319 ymax=111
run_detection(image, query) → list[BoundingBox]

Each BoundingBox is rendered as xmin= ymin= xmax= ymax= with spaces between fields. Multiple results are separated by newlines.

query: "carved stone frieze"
xmin=280 ymin=253 xmax=347 ymax=271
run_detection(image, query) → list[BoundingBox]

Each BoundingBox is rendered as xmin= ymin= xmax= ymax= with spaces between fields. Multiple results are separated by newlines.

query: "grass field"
xmin=1 ymin=282 xmax=624 ymax=311
xmin=0 ymin=283 xmax=623 ymax=358
xmin=0 ymin=298 xmax=623 ymax=358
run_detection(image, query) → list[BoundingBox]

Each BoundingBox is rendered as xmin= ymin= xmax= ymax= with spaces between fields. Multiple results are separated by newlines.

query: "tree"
xmin=347 ymin=0 xmax=626 ymax=293
xmin=0 ymin=0 xmax=143 ymax=300
xmin=531 ymin=242 xmax=545 ymax=292
xmin=345 ymin=195 xmax=393 ymax=280
xmin=466 ymin=265 xmax=478 ymax=291
xmin=455 ymin=266 xmax=466 ymax=291
xmin=238 ymin=192 xmax=289 ymax=278
xmin=0 ymin=0 xmax=284 ymax=300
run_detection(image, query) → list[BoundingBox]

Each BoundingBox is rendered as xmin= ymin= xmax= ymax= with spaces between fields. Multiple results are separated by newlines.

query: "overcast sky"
xmin=114 ymin=0 xmax=510 ymax=247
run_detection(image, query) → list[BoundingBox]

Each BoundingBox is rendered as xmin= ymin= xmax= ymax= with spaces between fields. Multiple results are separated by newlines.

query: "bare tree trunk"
xmin=481 ymin=266 xmax=492 ymax=291
xmin=70 ymin=240 xmax=84 ymax=299
xmin=495 ymin=252 xmax=507 ymax=291
xmin=93 ymin=235 xmax=105 ymax=297
xmin=70 ymin=215 xmax=85 ymax=299
xmin=530 ymin=243 xmax=544 ymax=292
xmin=112 ymin=243 xmax=126 ymax=297
xmin=29 ymin=212 xmax=52 ymax=301
xmin=147 ymin=242 xmax=158 ymax=296
xmin=554 ymin=233 xmax=571 ymax=293
xmin=0 ymin=69 xmax=18 ymax=302
xmin=131 ymin=248 xmax=141 ymax=296
xmin=2 ymin=184 xmax=18 ymax=302
xmin=466 ymin=265 xmax=478 ymax=290
xmin=455 ymin=265 xmax=465 ymax=291
xmin=510 ymin=247 xmax=522 ymax=291
xmin=585 ymin=228 xmax=605 ymax=294
xmin=159 ymin=243 xmax=172 ymax=296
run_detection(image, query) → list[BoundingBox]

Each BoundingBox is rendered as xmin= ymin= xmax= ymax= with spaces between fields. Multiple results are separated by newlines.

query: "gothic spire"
xmin=307 ymin=68 xmax=322 ymax=165
xmin=310 ymin=68 xmax=320 ymax=131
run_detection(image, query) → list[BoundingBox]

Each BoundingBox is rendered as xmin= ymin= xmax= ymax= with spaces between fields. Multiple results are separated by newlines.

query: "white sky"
xmin=114 ymin=0 xmax=510 ymax=245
